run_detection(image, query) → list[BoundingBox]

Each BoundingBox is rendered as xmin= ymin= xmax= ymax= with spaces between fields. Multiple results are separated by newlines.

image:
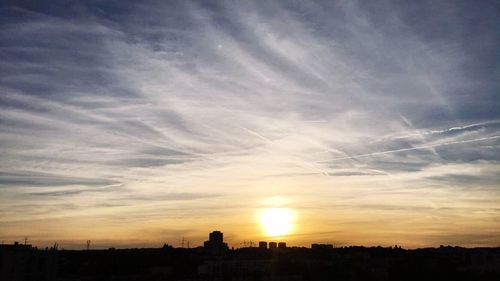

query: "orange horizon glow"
xmin=2 ymin=193 xmax=498 ymax=250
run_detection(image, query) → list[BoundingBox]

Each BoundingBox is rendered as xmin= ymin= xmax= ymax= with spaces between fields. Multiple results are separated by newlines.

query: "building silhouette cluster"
xmin=311 ymin=243 xmax=334 ymax=250
xmin=1 ymin=230 xmax=500 ymax=281
xmin=258 ymin=241 xmax=287 ymax=250
xmin=0 ymin=242 xmax=57 ymax=281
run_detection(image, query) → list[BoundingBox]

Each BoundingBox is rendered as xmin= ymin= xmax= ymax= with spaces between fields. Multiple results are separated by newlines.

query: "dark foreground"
xmin=1 ymin=243 xmax=499 ymax=281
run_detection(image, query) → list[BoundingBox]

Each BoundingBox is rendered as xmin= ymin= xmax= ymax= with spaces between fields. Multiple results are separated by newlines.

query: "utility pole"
xmin=24 ymin=237 xmax=28 ymax=245
xmin=86 ymin=240 xmax=91 ymax=250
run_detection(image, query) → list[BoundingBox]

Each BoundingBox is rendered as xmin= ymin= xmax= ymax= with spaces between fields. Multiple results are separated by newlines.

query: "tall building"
xmin=278 ymin=242 xmax=286 ymax=249
xmin=203 ymin=231 xmax=228 ymax=255
xmin=258 ymin=241 xmax=267 ymax=249
xmin=268 ymin=242 xmax=277 ymax=250
xmin=209 ymin=231 xmax=223 ymax=244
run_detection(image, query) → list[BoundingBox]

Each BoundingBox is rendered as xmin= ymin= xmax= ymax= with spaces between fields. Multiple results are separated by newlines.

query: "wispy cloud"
xmin=0 ymin=0 xmax=499 ymax=248
xmin=319 ymin=135 xmax=500 ymax=163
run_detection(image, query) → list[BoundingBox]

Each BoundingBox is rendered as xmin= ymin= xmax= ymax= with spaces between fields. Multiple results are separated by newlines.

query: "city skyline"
xmin=0 ymin=229 xmax=368 ymax=251
xmin=1 ymin=0 xmax=499 ymax=250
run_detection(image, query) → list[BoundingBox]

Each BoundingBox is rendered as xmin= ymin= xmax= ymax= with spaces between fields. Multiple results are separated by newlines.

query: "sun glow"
xmin=260 ymin=208 xmax=294 ymax=237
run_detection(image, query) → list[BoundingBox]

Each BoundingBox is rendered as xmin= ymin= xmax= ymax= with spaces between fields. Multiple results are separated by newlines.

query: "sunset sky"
xmin=1 ymin=0 xmax=499 ymax=249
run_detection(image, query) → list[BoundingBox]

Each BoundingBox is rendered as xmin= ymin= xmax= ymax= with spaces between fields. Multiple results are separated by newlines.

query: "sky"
xmin=0 ymin=0 xmax=499 ymax=249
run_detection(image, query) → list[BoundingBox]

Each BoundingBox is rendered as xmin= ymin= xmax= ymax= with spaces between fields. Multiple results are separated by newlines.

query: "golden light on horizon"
xmin=260 ymin=208 xmax=294 ymax=237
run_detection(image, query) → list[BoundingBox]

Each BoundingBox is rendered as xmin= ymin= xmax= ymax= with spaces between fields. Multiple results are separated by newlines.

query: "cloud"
xmin=318 ymin=135 xmax=499 ymax=163
xmin=0 ymin=0 xmax=499 ymax=248
xmin=0 ymin=171 xmax=119 ymax=187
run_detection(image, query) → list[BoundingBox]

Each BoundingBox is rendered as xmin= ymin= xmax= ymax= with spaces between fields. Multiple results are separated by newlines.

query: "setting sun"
xmin=260 ymin=208 xmax=294 ymax=237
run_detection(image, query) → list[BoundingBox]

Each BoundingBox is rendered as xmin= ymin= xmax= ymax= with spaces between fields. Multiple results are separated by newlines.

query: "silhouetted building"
xmin=259 ymin=241 xmax=267 ymax=249
xmin=2 ymin=239 xmax=498 ymax=281
xmin=268 ymin=242 xmax=277 ymax=250
xmin=311 ymin=243 xmax=334 ymax=250
xmin=0 ymin=242 xmax=58 ymax=281
xmin=209 ymin=231 xmax=223 ymax=244
xmin=203 ymin=231 xmax=228 ymax=255
xmin=278 ymin=242 xmax=287 ymax=249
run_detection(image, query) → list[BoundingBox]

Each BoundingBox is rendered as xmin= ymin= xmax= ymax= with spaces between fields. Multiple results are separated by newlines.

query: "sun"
xmin=260 ymin=208 xmax=294 ymax=237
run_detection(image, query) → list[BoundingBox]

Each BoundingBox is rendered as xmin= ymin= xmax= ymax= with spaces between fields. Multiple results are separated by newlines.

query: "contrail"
xmin=238 ymin=126 xmax=270 ymax=142
xmin=237 ymin=126 xmax=334 ymax=176
xmin=318 ymin=135 xmax=500 ymax=163
xmin=427 ymin=120 xmax=500 ymax=135
xmin=379 ymin=120 xmax=500 ymax=142
xmin=304 ymin=120 xmax=327 ymax=123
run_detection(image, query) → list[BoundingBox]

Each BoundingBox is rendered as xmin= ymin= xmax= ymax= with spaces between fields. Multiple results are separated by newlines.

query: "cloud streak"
xmin=319 ymin=135 xmax=500 ymax=163
xmin=0 ymin=0 xmax=499 ymax=248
